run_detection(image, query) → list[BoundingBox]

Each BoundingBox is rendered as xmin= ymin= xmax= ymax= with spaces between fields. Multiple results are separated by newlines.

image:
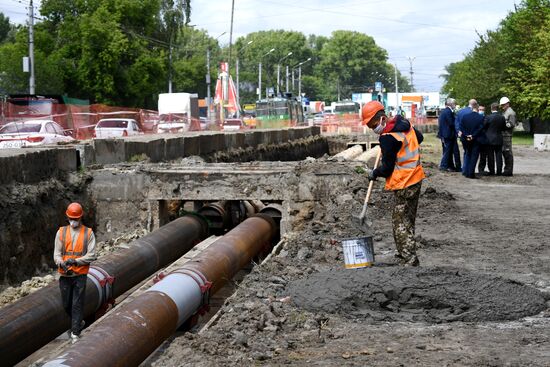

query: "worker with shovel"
xmin=361 ymin=101 xmax=425 ymax=266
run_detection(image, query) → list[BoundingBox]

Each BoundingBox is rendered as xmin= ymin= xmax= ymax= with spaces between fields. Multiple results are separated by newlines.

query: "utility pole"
xmin=28 ymin=0 xmax=35 ymax=94
xmin=228 ymin=0 xmax=235 ymax=70
xmin=407 ymin=56 xmax=416 ymax=92
xmin=285 ymin=65 xmax=289 ymax=94
xmin=168 ymin=40 xmax=173 ymax=93
xmin=394 ymin=63 xmax=399 ymax=114
xmin=298 ymin=66 xmax=302 ymax=97
xmin=258 ymin=62 xmax=262 ymax=100
xmin=206 ymin=48 xmax=211 ymax=120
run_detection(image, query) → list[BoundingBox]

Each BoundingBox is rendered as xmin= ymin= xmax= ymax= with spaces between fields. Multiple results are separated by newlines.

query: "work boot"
xmin=70 ymin=332 xmax=80 ymax=344
xmin=401 ymin=256 xmax=419 ymax=267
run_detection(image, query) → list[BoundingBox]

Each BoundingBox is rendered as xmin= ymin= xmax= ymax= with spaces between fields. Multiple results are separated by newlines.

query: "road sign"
xmin=375 ymin=82 xmax=382 ymax=92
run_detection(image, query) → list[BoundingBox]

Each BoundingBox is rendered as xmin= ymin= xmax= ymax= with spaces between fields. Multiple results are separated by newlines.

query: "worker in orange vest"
xmin=361 ymin=101 xmax=425 ymax=266
xmin=53 ymin=202 xmax=97 ymax=343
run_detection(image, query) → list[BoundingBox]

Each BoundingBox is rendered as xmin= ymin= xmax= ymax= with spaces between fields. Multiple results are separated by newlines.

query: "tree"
xmin=315 ymin=30 xmax=390 ymax=101
xmin=442 ymin=0 xmax=550 ymax=119
xmin=0 ymin=13 xmax=12 ymax=43
xmin=231 ymin=30 xmax=312 ymax=104
xmin=171 ymin=26 xmax=222 ymax=96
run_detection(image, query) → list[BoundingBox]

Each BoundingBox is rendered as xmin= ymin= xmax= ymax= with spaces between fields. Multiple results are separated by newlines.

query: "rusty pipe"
xmin=0 ymin=215 xmax=208 ymax=366
xmin=197 ymin=201 xmax=229 ymax=231
xmin=43 ymin=214 xmax=277 ymax=367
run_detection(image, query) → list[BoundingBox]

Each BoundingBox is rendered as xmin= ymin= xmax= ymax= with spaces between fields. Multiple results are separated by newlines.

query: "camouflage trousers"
xmin=392 ymin=181 xmax=422 ymax=265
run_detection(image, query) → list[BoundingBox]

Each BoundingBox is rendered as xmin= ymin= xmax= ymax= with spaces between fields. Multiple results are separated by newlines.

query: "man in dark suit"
xmin=459 ymin=101 xmax=485 ymax=179
xmin=437 ymin=98 xmax=458 ymax=172
xmin=483 ymin=102 xmax=506 ymax=175
xmin=455 ymin=99 xmax=477 ymax=173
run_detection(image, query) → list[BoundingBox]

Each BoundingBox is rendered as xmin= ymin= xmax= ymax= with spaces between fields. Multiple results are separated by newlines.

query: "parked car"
xmin=222 ymin=118 xmax=244 ymax=131
xmin=94 ymin=118 xmax=142 ymax=138
xmin=0 ymin=120 xmax=73 ymax=148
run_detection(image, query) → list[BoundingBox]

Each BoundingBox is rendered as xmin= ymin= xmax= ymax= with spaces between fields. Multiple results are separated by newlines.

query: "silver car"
xmin=0 ymin=120 xmax=73 ymax=149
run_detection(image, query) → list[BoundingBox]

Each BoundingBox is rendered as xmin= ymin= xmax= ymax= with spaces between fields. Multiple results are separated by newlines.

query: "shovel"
xmin=358 ymin=148 xmax=382 ymax=228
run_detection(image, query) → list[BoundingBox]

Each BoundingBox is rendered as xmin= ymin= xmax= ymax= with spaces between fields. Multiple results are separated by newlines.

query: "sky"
xmin=1 ymin=0 xmax=519 ymax=92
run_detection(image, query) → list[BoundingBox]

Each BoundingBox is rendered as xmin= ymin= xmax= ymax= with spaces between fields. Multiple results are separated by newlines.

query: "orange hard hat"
xmin=361 ymin=101 xmax=385 ymax=127
xmin=66 ymin=202 xmax=83 ymax=219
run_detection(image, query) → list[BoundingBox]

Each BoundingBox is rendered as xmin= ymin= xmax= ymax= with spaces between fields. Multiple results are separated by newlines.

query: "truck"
xmin=157 ymin=93 xmax=200 ymax=133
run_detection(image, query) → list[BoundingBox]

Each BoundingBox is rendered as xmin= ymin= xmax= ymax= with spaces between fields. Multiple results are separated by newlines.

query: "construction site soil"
xmin=147 ymin=145 xmax=550 ymax=366
xmin=1 ymin=142 xmax=550 ymax=366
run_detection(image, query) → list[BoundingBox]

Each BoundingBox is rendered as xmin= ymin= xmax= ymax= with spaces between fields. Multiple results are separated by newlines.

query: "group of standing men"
xmin=438 ymin=96 xmax=517 ymax=178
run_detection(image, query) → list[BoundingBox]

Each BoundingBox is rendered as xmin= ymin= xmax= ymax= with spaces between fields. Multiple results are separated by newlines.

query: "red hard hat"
xmin=361 ymin=101 xmax=385 ymax=127
xmin=66 ymin=202 xmax=83 ymax=219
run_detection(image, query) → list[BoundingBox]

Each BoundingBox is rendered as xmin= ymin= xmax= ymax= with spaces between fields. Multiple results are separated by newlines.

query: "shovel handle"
xmin=360 ymin=148 xmax=382 ymax=218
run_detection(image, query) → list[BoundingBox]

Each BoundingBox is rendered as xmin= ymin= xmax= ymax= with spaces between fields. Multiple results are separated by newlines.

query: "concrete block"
xmin=75 ymin=143 xmax=96 ymax=167
xmin=183 ymin=135 xmax=200 ymax=156
xmin=200 ymin=133 xmax=225 ymax=155
xmin=125 ymin=138 xmax=165 ymax=163
xmin=56 ymin=147 xmax=78 ymax=172
xmin=234 ymin=132 xmax=246 ymax=148
xmin=224 ymin=133 xmax=237 ymax=150
xmin=311 ymin=125 xmax=321 ymax=136
xmin=280 ymin=129 xmax=289 ymax=143
xmin=93 ymin=139 xmax=125 ymax=165
xmin=164 ymin=137 xmax=184 ymax=161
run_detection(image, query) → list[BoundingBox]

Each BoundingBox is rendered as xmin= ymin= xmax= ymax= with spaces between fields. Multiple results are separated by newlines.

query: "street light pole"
xmin=276 ymin=52 xmax=292 ymax=96
xmin=258 ymin=48 xmax=275 ymax=101
xmin=28 ymin=0 xmax=35 ymax=94
xmin=394 ymin=63 xmax=400 ymax=114
xmin=293 ymin=57 xmax=311 ymax=99
xmin=407 ymin=56 xmax=416 ymax=92
xmin=286 ymin=65 xmax=289 ymax=93
xmin=236 ymin=40 xmax=253 ymax=118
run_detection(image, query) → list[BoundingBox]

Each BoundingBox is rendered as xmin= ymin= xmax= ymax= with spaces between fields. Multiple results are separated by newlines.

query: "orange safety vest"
xmin=382 ymin=127 xmax=425 ymax=191
xmin=58 ymin=225 xmax=92 ymax=275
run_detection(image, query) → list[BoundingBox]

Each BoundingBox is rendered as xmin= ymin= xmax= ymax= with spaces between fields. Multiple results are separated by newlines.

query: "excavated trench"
xmin=287 ymin=266 xmax=547 ymax=323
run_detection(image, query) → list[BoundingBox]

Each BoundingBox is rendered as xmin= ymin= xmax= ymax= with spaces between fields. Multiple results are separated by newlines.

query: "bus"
xmin=255 ymin=96 xmax=304 ymax=128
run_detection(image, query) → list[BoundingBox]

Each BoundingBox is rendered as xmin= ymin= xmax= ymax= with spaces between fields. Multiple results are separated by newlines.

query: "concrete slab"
xmin=125 ymin=137 xmax=166 ymax=163
xmin=164 ymin=137 xmax=184 ymax=161
xmin=93 ymin=139 xmax=125 ymax=165
xmin=183 ymin=135 xmax=200 ymax=156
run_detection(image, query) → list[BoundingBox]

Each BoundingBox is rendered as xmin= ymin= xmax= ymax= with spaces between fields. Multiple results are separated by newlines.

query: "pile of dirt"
xmin=287 ymin=266 xmax=547 ymax=323
xmin=0 ymin=275 xmax=55 ymax=307
xmin=96 ymin=228 xmax=148 ymax=256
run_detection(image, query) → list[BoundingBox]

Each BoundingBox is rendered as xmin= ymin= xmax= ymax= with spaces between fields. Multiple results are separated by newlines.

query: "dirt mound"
xmin=287 ymin=267 xmax=547 ymax=323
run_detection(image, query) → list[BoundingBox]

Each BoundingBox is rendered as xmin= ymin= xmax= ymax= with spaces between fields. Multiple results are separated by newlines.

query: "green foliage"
xmin=232 ymin=29 xmax=408 ymax=104
xmin=0 ymin=13 xmax=12 ymax=43
xmin=442 ymin=0 xmax=550 ymax=119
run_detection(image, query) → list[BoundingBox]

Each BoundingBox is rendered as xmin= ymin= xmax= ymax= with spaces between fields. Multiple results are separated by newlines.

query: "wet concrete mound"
xmin=287 ymin=267 xmax=547 ymax=323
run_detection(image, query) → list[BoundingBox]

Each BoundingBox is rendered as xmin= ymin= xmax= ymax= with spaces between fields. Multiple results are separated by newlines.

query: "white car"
xmin=0 ymin=120 xmax=73 ymax=149
xmin=222 ymin=118 xmax=244 ymax=131
xmin=94 ymin=118 xmax=143 ymax=138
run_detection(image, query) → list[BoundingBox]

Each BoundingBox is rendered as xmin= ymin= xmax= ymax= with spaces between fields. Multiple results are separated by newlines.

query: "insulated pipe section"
xmin=43 ymin=215 xmax=277 ymax=367
xmin=333 ymin=144 xmax=364 ymax=160
xmin=0 ymin=215 xmax=207 ymax=367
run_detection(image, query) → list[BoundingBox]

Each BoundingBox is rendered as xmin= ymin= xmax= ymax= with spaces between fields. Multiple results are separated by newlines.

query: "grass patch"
xmin=513 ymin=131 xmax=533 ymax=146
xmin=420 ymin=133 xmax=442 ymax=165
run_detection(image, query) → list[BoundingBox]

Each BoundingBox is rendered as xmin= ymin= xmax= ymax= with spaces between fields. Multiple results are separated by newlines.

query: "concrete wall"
xmin=86 ymin=127 xmax=322 ymax=167
xmin=0 ymin=147 xmax=77 ymax=185
xmin=0 ymin=127 xmax=321 ymax=185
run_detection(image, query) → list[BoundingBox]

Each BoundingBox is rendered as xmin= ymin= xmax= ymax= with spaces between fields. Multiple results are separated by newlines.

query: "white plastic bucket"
xmin=341 ymin=236 xmax=375 ymax=269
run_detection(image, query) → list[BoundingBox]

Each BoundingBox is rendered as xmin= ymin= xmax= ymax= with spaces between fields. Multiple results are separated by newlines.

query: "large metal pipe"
xmin=0 ymin=215 xmax=208 ymax=366
xmin=43 ymin=214 xmax=277 ymax=367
